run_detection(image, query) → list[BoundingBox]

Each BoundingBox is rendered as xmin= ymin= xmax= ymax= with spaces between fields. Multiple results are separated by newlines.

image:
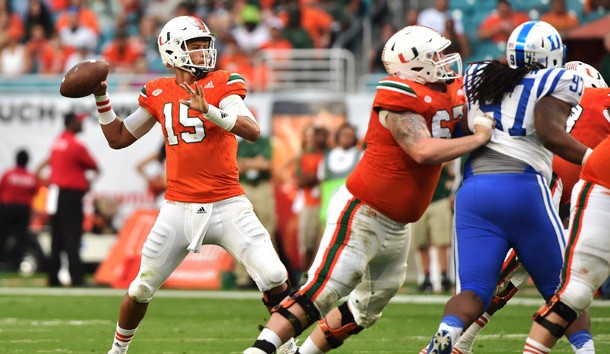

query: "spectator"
xmin=260 ymin=17 xmax=293 ymax=50
xmin=55 ymin=0 xmax=100 ymax=35
xmin=540 ymin=0 xmax=579 ymax=35
xmin=317 ymin=122 xmax=360 ymax=225
xmin=231 ymin=4 xmax=270 ymax=54
xmin=134 ymin=14 xmax=167 ymax=73
xmin=417 ymin=0 xmax=470 ymax=58
xmin=235 ymin=131 xmax=276 ymax=288
xmin=281 ymin=5 xmax=314 ymax=49
xmin=145 ymin=0 xmax=183 ymax=23
xmin=294 ymin=125 xmax=328 ymax=275
xmin=299 ymin=1 xmax=334 ymax=48
xmin=477 ymin=0 xmax=529 ymax=44
xmin=0 ymin=27 xmax=32 ymax=76
xmin=58 ymin=6 xmax=98 ymax=52
xmin=36 ymin=112 xmax=99 ymax=287
xmin=0 ymin=0 xmax=25 ymax=48
xmin=37 ymin=33 xmax=73 ymax=74
xmin=411 ymin=161 xmax=455 ymax=293
xmin=370 ymin=22 xmax=396 ymax=73
xmin=101 ymin=29 xmax=143 ymax=73
xmin=135 ymin=143 xmax=167 ymax=201
xmin=0 ymin=149 xmax=41 ymax=272
xmin=26 ymin=23 xmax=52 ymax=73
xmin=63 ymin=39 xmax=97 ymax=72
xmin=23 ymin=0 xmax=53 ymax=42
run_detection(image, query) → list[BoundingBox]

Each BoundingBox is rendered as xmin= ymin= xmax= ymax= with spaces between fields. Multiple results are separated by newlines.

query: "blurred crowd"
xmin=1 ymin=0 xmax=610 ymax=84
xmin=0 ymin=0 xmax=372 ymax=79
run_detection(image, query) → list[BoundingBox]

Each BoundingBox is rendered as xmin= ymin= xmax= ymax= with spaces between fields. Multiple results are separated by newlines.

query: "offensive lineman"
xmin=243 ymin=25 xmax=493 ymax=354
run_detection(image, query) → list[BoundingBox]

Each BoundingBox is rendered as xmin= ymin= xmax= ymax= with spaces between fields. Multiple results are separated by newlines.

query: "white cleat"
xmin=107 ymin=345 xmax=127 ymax=354
xmin=243 ymin=348 xmax=267 ymax=354
xmin=277 ymin=338 xmax=299 ymax=354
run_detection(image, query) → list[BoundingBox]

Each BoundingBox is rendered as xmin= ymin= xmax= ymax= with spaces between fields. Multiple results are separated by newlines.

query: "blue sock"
xmin=569 ymin=330 xmax=593 ymax=349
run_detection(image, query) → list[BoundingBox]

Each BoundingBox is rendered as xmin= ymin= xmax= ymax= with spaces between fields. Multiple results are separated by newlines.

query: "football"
xmin=60 ymin=59 xmax=110 ymax=98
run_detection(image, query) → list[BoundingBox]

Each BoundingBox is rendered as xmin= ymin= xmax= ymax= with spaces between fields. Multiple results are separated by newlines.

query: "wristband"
xmin=204 ymin=104 xmax=237 ymax=131
xmin=581 ymin=148 xmax=593 ymax=166
xmin=95 ymin=94 xmax=116 ymax=125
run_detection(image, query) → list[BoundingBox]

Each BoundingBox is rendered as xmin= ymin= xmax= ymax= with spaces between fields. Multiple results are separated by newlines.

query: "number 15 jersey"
xmin=138 ymin=71 xmax=247 ymax=203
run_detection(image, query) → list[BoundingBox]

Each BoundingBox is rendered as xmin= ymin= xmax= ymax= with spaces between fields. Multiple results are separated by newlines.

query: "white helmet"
xmin=381 ymin=25 xmax=462 ymax=84
xmin=506 ymin=20 xmax=565 ymax=69
xmin=158 ymin=16 xmax=217 ymax=76
xmin=564 ymin=61 xmax=608 ymax=88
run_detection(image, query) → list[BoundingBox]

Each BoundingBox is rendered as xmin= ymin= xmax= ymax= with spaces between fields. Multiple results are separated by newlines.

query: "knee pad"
xmin=319 ymin=302 xmax=364 ymax=349
xmin=533 ymin=295 xmax=578 ymax=338
xmin=271 ymin=292 xmax=321 ymax=336
xmin=262 ymin=282 xmax=291 ymax=308
xmin=560 ymin=283 xmax=596 ymax=315
xmin=128 ymin=279 xmax=156 ymax=303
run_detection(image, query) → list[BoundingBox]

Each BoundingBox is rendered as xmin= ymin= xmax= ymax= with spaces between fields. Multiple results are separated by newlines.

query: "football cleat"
xmin=277 ymin=338 xmax=299 ymax=354
xmin=418 ymin=346 xmax=429 ymax=354
xmin=426 ymin=329 xmax=453 ymax=354
xmin=242 ymin=348 xmax=266 ymax=354
xmin=107 ymin=345 xmax=127 ymax=354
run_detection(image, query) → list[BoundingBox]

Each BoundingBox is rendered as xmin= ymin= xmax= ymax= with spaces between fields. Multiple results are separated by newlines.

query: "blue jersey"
xmin=464 ymin=64 xmax=584 ymax=181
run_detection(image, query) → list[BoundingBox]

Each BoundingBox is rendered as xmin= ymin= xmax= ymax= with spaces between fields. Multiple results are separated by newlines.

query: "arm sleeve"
xmin=123 ymin=107 xmax=157 ymax=139
xmin=218 ymin=94 xmax=256 ymax=122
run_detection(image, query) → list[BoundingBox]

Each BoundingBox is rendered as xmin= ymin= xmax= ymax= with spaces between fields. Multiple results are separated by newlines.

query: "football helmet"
xmin=565 ymin=61 xmax=608 ymax=88
xmin=381 ymin=25 xmax=462 ymax=84
xmin=158 ymin=16 xmax=217 ymax=76
xmin=506 ymin=20 xmax=565 ymax=69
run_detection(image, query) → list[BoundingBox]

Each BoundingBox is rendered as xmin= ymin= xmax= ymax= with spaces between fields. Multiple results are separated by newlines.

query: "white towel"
xmin=186 ymin=202 xmax=213 ymax=253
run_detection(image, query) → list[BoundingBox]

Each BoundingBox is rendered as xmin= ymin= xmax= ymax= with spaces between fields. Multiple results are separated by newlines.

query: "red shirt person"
xmin=36 ymin=112 xmax=99 ymax=286
xmin=0 ymin=149 xmax=40 ymax=271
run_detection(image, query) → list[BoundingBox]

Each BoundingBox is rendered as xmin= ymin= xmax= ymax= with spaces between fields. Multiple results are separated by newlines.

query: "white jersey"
xmin=465 ymin=64 xmax=584 ymax=181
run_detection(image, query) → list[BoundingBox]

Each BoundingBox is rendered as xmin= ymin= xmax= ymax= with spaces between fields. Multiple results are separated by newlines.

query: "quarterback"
xmin=92 ymin=16 xmax=294 ymax=354
xmin=244 ymin=25 xmax=493 ymax=354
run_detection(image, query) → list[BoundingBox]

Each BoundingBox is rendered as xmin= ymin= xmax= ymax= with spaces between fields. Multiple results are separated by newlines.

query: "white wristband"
xmin=204 ymin=104 xmax=237 ymax=131
xmin=581 ymin=148 xmax=593 ymax=166
xmin=95 ymin=94 xmax=116 ymax=125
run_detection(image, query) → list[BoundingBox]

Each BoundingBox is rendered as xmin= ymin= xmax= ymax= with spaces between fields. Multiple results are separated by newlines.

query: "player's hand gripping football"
xmin=93 ymin=80 xmax=107 ymax=96
xmin=179 ymin=82 xmax=209 ymax=114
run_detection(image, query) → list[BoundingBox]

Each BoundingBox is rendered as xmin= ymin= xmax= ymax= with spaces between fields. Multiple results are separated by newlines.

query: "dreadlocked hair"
xmin=466 ymin=60 xmax=543 ymax=105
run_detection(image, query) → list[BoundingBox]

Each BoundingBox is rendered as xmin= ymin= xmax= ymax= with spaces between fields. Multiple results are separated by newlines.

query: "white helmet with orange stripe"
xmin=158 ymin=16 xmax=217 ymax=76
xmin=564 ymin=61 xmax=608 ymax=88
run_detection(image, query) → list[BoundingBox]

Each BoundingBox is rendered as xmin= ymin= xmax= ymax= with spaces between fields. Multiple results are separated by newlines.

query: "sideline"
xmin=1 ymin=287 xmax=610 ymax=307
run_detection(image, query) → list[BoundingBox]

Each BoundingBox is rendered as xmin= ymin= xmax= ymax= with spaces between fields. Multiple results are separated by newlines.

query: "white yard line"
xmin=1 ymin=287 xmax=610 ymax=307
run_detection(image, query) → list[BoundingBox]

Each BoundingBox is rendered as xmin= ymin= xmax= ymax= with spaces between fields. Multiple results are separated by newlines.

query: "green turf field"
xmin=0 ymin=287 xmax=609 ymax=353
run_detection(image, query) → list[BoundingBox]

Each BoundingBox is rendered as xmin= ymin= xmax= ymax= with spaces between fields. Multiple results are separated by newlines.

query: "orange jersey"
xmin=581 ymin=135 xmax=610 ymax=189
xmin=552 ymin=87 xmax=610 ymax=205
xmin=138 ymin=71 xmax=248 ymax=203
xmin=347 ymin=76 xmax=465 ymax=223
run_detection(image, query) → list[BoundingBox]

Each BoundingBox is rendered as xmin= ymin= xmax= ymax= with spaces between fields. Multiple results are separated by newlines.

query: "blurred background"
xmin=1 ymin=0 xmax=609 ymax=295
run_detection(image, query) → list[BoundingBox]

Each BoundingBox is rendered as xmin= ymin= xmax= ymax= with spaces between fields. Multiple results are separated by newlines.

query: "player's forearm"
xmin=100 ymin=119 xmax=136 ymax=149
xmin=408 ymin=134 xmax=488 ymax=165
xmin=230 ymin=115 xmax=260 ymax=142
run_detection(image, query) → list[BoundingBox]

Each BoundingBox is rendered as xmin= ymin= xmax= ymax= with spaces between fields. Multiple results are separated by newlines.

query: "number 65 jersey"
xmin=346 ymin=75 xmax=465 ymax=224
xmin=464 ymin=64 xmax=584 ymax=182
